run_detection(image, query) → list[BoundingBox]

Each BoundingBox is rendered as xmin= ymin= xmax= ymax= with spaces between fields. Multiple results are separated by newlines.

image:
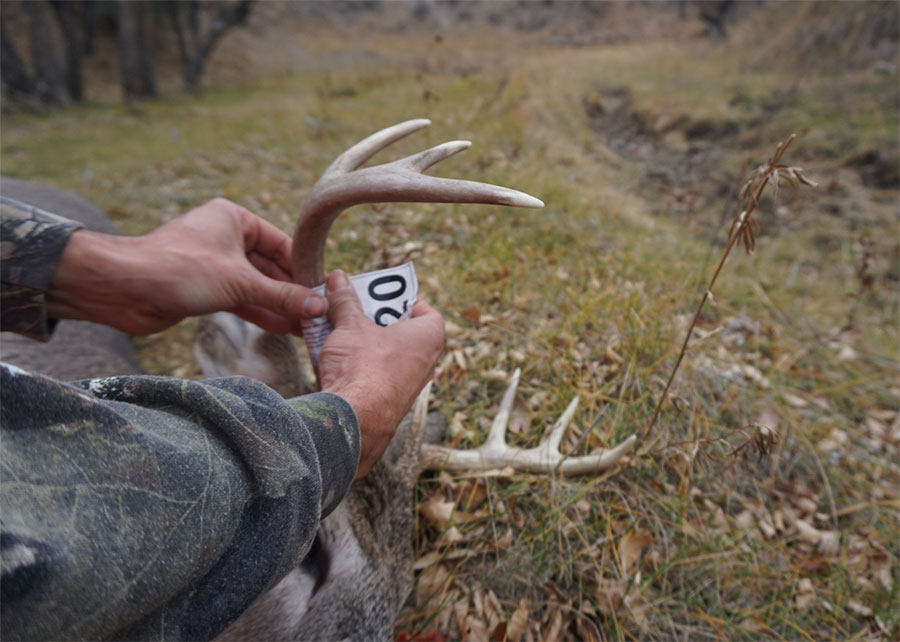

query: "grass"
xmin=2 ymin=5 xmax=897 ymax=640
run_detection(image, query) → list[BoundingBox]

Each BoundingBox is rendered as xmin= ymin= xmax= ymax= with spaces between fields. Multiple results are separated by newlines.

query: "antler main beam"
xmin=291 ymin=119 xmax=544 ymax=286
xmin=421 ymin=369 xmax=636 ymax=476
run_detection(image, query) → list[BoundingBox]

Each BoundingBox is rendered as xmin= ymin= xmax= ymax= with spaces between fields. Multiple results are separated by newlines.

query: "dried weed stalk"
xmin=642 ymin=134 xmax=817 ymax=443
xmin=728 ymin=423 xmax=780 ymax=463
xmin=843 ymin=234 xmax=875 ymax=332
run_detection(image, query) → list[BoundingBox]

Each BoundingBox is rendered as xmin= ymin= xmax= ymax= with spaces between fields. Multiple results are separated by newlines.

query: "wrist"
xmin=46 ymin=230 xmax=146 ymax=326
xmin=321 ymin=382 xmax=380 ymax=430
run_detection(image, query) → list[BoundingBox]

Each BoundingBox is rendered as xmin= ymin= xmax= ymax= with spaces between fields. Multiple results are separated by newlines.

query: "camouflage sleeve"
xmin=0 ymin=197 xmax=84 ymax=341
xmin=0 ymin=364 xmax=360 ymax=641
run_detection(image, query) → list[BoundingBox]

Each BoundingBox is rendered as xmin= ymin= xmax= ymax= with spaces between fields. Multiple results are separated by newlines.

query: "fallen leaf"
xmin=619 ymin=532 xmax=654 ymax=577
xmin=847 ymin=599 xmax=873 ymax=617
xmin=758 ymin=515 xmax=777 ymax=539
xmin=417 ymin=563 xmax=451 ymax=612
xmin=461 ymin=306 xmax=481 ymax=324
xmin=738 ymin=617 xmax=767 ymax=633
xmin=463 ymin=614 xmax=488 ymax=642
xmin=783 ymin=393 xmax=808 ymax=408
xmin=414 ymin=551 xmax=444 ymax=570
xmin=437 ymin=526 xmax=464 ymax=547
xmin=542 ymin=608 xmax=564 ymax=641
xmin=624 ymin=592 xmax=651 ymax=632
xmin=420 ymin=498 xmax=456 ymax=527
xmin=794 ymin=578 xmax=816 ymax=610
xmin=574 ymin=612 xmax=601 ymax=642
xmin=736 ymin=510 xmax=755 ymax=529
xmin=506 ymin=598 xmax=531 ymax=642
xmin=793 ymin=518 xmax=840 ymax=553
xmin=420 ymin=497 xmax=484 ymax=527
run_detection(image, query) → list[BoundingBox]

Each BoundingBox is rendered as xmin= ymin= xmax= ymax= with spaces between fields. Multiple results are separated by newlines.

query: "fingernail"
xmin=327 ymin=269 xmax=350 ymax=293
xmin=303 ymin=294 xmax=327 ymax=317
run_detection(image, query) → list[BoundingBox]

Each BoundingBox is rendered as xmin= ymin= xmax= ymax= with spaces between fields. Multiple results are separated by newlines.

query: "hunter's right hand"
xmin=316 ymin=270 xmax=444 ymax=479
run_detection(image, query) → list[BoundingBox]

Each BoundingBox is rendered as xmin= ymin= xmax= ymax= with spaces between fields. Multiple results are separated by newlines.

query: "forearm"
xmin=43 ymin=228 xmax=174 ymax=332
xmin=0 ymin=367 xmax=360 ymax=641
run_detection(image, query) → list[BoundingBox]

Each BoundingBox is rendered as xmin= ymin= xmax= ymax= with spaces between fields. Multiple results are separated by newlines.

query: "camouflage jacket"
xmin=0 ymin=199 xmax=361 ymax=640
xmin=0 ymin=197 xmax=84 ymax=340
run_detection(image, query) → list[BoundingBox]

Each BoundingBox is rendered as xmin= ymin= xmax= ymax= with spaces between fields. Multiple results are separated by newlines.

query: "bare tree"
xmin=117 ymin=0 xmax=156 ymax=101
xmin=0 ymin=21 xmax=37 ymax=103
xmin=22 ymin=0 xmax=64 ymax=104
xmin=166 ymin=0 xmax=253 ymax=92
xmin=699 ymin=0 xmax=735 ymax=38
xmin=82 ymin=0 xmax=97 ymax=56
xmin=49 ymin=0 xmax=84 ymax=102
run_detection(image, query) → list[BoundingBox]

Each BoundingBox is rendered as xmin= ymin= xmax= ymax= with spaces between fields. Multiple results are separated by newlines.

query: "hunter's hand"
xmin=317 ymin=270 xmax=444 ymax=479
xmin=47 ymin=198 xmax=327 ymax=335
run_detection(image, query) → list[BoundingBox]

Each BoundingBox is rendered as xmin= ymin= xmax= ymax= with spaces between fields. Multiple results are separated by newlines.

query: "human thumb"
xmin=325 ymin=270 xmax=365 ymax=327
xmin=249 ymin=277 xmax=327 ymax=320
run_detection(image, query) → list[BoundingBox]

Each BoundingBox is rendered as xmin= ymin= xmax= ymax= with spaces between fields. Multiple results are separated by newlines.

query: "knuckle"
xmin=274 ymin=281 xmax=295 ymax=314
xmin=207 ymin=197 xmax=232 ymax=209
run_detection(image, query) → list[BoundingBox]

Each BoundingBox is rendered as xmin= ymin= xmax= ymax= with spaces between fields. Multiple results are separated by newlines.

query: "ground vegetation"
xmin=2 ymin=2 xmax=897 ymax=639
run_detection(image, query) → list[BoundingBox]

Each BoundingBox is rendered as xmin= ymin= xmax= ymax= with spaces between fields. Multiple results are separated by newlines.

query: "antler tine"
xmin=395 ymin=139 xmax=472 ymax=172
xmin=543 ymin=395 xmax=579 ymax=455
xmin=331 ymin=118 xmax=431 ymax=173
xmin=291 ymin=119 xmax=544 ymax=286
xmin=484 ymin=367 xmax=520 ymax=449
xmin=421 ymin=370 xmax=636 ymax=476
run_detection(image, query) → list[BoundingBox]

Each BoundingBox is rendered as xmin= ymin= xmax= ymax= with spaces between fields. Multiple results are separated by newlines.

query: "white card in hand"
xmin=301 ymin=262 xmax=418 ymax=365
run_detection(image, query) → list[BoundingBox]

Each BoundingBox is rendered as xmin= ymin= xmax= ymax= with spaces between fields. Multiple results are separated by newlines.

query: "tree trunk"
xmin=117 ymin=0 xmax=156 ymax=101
xmin=170 ymin=0 xmax=253 ymax=92
xmin=50 ymin=0 xmax=84 ymax=102
xmin=83 ymin=0 xmax=97 ymax=56
xmin=0 ymin=23 xmax=37 ymax=101
xmin=23 ymin=0 xmax=64 ymax=105
xmin=165 ymin=1 xmax=191 ymax=87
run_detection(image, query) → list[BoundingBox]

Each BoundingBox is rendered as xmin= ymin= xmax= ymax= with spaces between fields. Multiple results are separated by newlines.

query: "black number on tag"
xmin=368 ymin=275 xmax=406 ymax=301
xmin=374 ymin=307 xmax=402 ymax=327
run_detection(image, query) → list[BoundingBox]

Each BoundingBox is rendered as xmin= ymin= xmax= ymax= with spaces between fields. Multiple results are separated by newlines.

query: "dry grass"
xmin=2 ymin=3 xmax=897 ymax=640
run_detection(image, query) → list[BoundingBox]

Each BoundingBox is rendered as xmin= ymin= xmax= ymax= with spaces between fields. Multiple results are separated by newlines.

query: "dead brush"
xmin=642 ymin=134 xmax=817 ymax=446
xmin=842 ymin=234 xmax=876 ymax=333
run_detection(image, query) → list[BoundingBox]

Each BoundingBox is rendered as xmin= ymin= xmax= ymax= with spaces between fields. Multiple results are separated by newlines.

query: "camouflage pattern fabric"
xmin=0 ymin=196 xmax=362 ymax=639
xmin=0 ymin=197 xmax=83 ymax=341
xmin=1 ymin=365 xmax=360 ymax=640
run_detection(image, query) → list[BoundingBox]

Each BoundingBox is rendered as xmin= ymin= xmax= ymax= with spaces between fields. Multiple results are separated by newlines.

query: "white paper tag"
xmin=301 ymin=261 xmax=418 ymax=365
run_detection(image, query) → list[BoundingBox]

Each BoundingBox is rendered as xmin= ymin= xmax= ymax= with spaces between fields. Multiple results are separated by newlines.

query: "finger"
xmin=248 ymin=251 xmax=293 ymax=283
xmin=244 ymin=276 xmax=328 ymax=321
xmin=230 ymin=303 xmax=294 ymax=335
xmin=388 ymin=302 xmax=445 ymax=358
xmin=409 ymin=298 xmax=439 ymax=319
xmin=405 ymin=300 xmax=444 ymax=336
xmin=325 ymin=270 xmax=367 ymax=327
xmin=239 ymin=209 xmax=294 ymax=275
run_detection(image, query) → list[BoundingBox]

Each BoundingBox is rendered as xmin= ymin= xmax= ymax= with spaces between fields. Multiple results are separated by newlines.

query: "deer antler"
xmin=291 ymin=119 xmax=544 ymax=286
xmin=421 ymin=369 xmax=636 ymax=476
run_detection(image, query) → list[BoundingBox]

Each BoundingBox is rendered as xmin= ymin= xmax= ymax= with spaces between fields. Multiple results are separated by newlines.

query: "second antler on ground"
xmin=422 ymin=368 xmax=636 ymax=476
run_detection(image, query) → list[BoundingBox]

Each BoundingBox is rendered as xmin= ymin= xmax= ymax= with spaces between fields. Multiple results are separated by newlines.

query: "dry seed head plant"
xmin=644 ymin=134 xmax=817 ymax=447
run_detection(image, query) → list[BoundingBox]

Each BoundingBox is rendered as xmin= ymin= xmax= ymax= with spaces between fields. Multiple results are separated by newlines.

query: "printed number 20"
xmin=369 ymin=275 xmax=407 ymax=327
